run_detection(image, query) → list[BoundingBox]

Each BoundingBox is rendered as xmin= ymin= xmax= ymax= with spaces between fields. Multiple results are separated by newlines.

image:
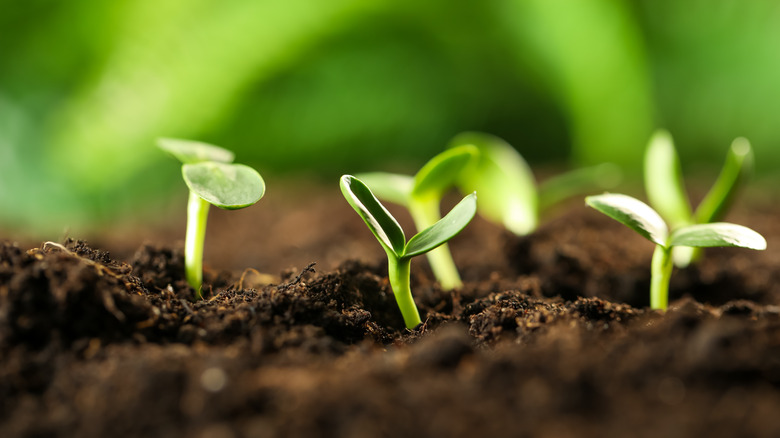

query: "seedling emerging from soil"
xmin=340 ymin=175 xmax=477 ymax=329
xmin=586 ymin=193 xmax=766 ymax=310
xmin=449 ymin=131 xmax=620 ymax=236
xmin=158 ymin=138 xmax=265 ymax=297
xmin=356 ymin=146 xmax=479 ymax=290
xmin=644 ymin=130 xmax=753 ymax=267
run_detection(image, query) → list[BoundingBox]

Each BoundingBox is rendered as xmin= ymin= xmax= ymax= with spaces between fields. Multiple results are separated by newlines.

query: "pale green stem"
xmin=185 ymin=191 xmax=210 ymax=297
xmin=408 ymin=198 xmax=462 ymax=290
xmin=387 ymin=255 xmax=422 ymax=329
xmin=650 ymin=245 xmax=673 ymax=310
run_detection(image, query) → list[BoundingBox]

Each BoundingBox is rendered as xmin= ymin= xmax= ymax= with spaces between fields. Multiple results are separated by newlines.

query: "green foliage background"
xmin=1 ymin=0 xmax=779 ymax=233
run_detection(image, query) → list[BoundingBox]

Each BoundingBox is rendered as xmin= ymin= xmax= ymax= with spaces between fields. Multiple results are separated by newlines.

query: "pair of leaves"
xmin=340 ymin=175 xmax=477 ymax=260
xmin=356 ymin=144 xmax=479 ymax=207
xmin=586 ymin=193 xmax=766 ymax=251
xmin=355 ymin=144 xmax=479 ymax=291
xmin=359 ymin=131 xmax=620 ymax=239
xmin=449 ymin=132 xmax=537 ymax=235
xmin=644 ymin=130 xmax=753 ymax=229
xmin=450 ymin=132 xmax=621 ymax=236
xmin=158 ymin=138 xmax=265 ymax=209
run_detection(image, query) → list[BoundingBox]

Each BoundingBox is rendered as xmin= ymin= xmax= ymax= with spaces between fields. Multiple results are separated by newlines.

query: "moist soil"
xmin=2 ymin=184 xmax=780 ymax=438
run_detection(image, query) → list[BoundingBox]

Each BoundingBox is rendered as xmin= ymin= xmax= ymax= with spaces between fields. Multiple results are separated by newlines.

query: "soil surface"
xmin=2 ymin=183 xmax=780 ymax=438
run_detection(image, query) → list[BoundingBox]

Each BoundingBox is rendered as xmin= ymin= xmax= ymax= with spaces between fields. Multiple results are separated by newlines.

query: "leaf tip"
xmin=649 ymin=129 xmax=673 ymax=147
xmin=730 ymin=137 xmax=752 ymax=158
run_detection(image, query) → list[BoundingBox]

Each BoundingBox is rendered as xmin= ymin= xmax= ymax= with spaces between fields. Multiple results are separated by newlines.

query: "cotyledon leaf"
xmin=340 ymin=175 xmax=406 ymax=255
xmin=353 ymin=172 xmax=414 ymax=207
xmin=669 ymin=222 xmax=766 ymax=250
xmin=694 ymin=137 xmax=753 ymax=224
xmin=183 ymin=162 xmax=265 ymax=210
xmin=411 ymin=145 xmax=479 ymax=201
xmin=158 ymin=138 xmax=235 ymax=164
xmin=403 ymin=192 xmax=477 ymax=259
xmin=586 ymin=193 xmax=669 ymax=247
xmin=449 ymin=131 xmax=537 ymax=235
xmin=644 ymin=130 xmax=692 ymax=229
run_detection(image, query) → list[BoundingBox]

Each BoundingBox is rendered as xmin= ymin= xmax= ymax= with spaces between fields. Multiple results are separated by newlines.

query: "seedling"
xmin=586 ymin=193 xmax=766 ymax=310
xmin=158 ymin=138 xmax=265 ymax=297
xmin=448 ymin=131 xmax=620 ymax=235
xmin=356 ymin=146 xmax=479 ymax=290
xmin=340 ymin=175 xmax=477 ymax=329
xmin=644 ymin=130 xmax=753 ymax=267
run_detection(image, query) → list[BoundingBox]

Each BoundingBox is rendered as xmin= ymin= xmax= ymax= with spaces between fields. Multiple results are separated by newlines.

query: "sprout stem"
xmin=409 ymin=199 xmax=462 ymax=290
xmin=185 ymin=191 xmax=210 ymax=296
xmin=387 ymin=255 xmax=422 ymax=329
xmin=650 ymin=245 xmax=673 ymax=309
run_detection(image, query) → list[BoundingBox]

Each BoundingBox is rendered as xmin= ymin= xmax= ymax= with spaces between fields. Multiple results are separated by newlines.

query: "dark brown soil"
xmin=2 ymin=184 xmax=780 ymax=438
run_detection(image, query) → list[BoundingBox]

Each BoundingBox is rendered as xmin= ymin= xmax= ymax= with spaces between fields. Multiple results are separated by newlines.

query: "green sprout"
xmin=158 ymin=138 xmax=265 ymax=297
xmin=356 ymin=146 xmax=479 ymax=290
xmin=586 ymin=193 xmax=766 ymax=310
xmin=449 ymin=131 xmax=621 ymax=235
xmin=340 ymin=175 xmax=477 ymax=329
xmin=644 ymin=129 xmax=754 ymax=267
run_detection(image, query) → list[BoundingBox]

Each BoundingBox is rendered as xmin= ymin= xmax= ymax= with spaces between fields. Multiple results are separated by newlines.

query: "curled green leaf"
xmin=340 ymin=175 xmax=406 ymax=255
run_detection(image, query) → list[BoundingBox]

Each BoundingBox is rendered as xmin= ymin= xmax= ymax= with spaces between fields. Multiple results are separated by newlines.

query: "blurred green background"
xmin=1 ymin=0 xmax=779 ymax=234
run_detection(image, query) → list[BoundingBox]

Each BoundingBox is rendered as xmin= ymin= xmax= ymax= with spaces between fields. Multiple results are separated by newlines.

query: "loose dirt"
xmin=2 ymin=184 xmax=779 ymax=438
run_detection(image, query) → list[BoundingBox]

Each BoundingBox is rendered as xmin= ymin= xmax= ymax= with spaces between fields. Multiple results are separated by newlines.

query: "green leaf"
xmin=449 ymin=132 xmax=537 ymax=235
xmin=538 ymin=163 xmax=622 ymax=213
xmin=183 ymin=162 xmax=265 ymax=210
xmin=669 ymin=223 xmax=766 ymax=250
xmin=411 ymin=145 xmax=479 ymax=200
xmin=694 ymin=137 xmax=753 ymax=224
xmin=158 ymin=138 xmax=235 ymax=164
xmin=403 ymin=192 xmax=477 ymax=259
xmin=585 ymin=193 xmax=669 ymax=247
xmin=340 ymin=175 xmax=406 ymax=255
xmin=353 ymin=172 xmax=414 ymax=207
xmin=644 ymin=130 xmax=692 ymax=228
